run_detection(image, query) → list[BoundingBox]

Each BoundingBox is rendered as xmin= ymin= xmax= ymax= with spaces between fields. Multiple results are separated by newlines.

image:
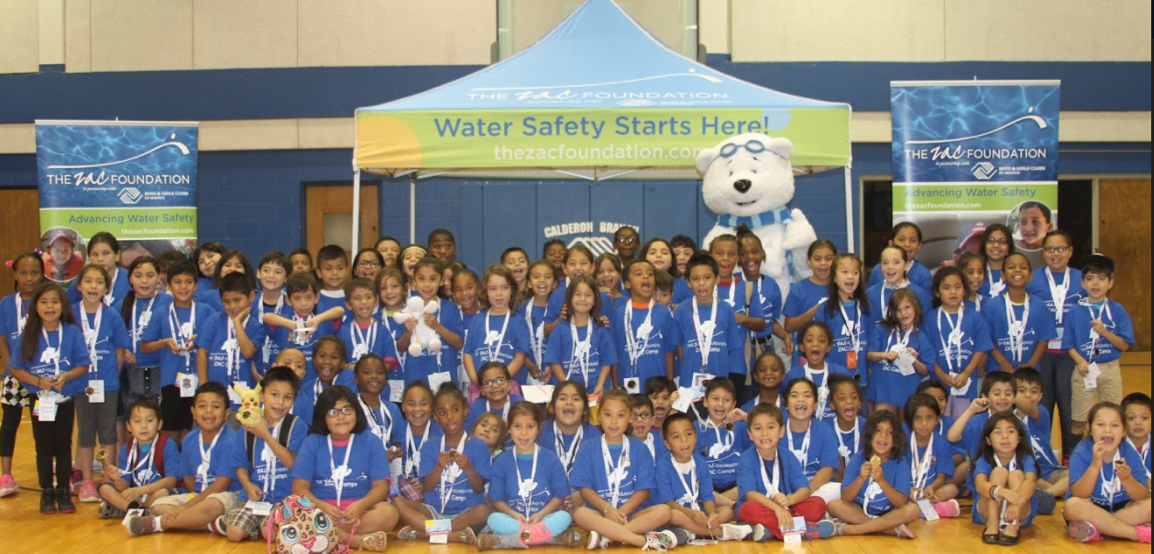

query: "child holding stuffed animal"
xmin=196 ymin=272 xmax=268 ymax=411
xmin=397 ymin=256 xmax=464 ymax=388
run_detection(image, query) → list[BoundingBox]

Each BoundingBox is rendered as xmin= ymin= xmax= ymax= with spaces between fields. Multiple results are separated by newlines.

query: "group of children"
xmin=0 ymin=223 xmax=1147 ymax=550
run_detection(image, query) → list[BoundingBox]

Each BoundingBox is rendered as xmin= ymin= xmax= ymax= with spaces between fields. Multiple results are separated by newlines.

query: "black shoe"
xmin=56 ymin=487 xmax=75 ymax=514
xmin=40 ymin=489 xmax=57 ymax=515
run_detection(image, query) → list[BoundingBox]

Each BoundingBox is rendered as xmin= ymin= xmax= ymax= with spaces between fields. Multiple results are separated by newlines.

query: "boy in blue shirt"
xmin=611 ymin=260 xmax=675 ymax=395
xmin=253 ymin=251 xmax=294 ymax=372
xmin=336 ymin=278 xmax=400 ymax=379
xmin=127 ymin=382 xmax=241 ymax=535
xmin=671 ymin=253 xmax=744 ymax=393
xmin=263 ymin=273 xmax=339 ymax=385
xmin=659 ymin=411 xmax=750 ymax=541
xmin=197 ymin=273 xmax=268 ymax=410
xmin=1013 ymin=367 xmax=1069 ymax=499
xmin=1064 ymin=254 xmax=1134 ymax=438
xmin=97 ymin=397 xmax=180 ymax=518
xmin=314 ymin=245 xmax=351 ymax=323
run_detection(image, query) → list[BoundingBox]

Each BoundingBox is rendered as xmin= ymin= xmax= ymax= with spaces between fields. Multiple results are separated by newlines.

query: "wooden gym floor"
xmin=0 ymin=353 xmax=1149 ymax=553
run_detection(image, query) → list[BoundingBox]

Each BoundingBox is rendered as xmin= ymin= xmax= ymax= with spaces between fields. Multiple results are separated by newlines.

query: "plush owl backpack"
xmin=266 ymin=495 xmax=351 ymax=554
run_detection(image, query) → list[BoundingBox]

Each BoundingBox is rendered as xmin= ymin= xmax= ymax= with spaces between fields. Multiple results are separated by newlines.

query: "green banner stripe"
xmin=892 ymin=183 xmax=1057 ymax=212
xmin=41 ymin=207 xmax=197 ymax=239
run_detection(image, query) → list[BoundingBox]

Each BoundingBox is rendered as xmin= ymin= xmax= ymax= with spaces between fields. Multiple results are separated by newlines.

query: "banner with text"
xmin=36 ymin=120 xmax=198 ymax=283
xmin=891 ymin=81 xmax=1060 ymax=269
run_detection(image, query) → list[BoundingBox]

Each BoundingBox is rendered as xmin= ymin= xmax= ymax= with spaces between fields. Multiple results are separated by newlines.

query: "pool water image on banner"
xmin=890 ymin=81 xmax=1060 ymax=270
xmin=35 ymin=120 xmax=199 ymax=283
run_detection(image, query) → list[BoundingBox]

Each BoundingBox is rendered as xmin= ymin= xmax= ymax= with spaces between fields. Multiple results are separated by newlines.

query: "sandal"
xmin=982 ymin=532 xmax=1000 ymax=544
xmin=456 ymin=527 xmax=477 ymax=545
xmin=357 ymin=531 xmax=388 ymax=552
xmin=396 ymin=525 xmax=418 ymax=541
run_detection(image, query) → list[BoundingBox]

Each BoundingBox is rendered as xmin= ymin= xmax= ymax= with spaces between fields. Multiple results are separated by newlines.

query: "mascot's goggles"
xmin=717 ymin=139 xmax=787 ymax=162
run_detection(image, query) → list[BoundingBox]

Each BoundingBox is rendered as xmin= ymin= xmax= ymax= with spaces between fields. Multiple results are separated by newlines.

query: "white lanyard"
xmin=258 ymin=290 xmax=284 ymax=320
xmin=987 ymin=267 xmax=1004 ymax=298
xmin=787 ymin=423 xmax=811 ymax=465
xmin=1087 ymin=301 xmax=1113 ymax=360
xmin=673 ymin=458 xmax=700 ymax=510
xmin=379 ymin=312 xmax=405 ymax=368
xmin=15 ymin=295 xmax=28 ymax=335
xmin=556 ymin=423 xmax=582 ymax=474
xmin=131 ymin=295 xmax=157 ymax=352
xmin=513 ymin=446 xmax=540 ymax=519
xmin=600 ymin=437 xmax=631 ymax=508
xmin=804 ymin=366 xmax=830 ymax=420
xmin=484 ymin=311 xmax=510 ymax=362
xmin=1099 ymin=448 xmax=1122 ymax=506
xmin=487 ymin=399 xmax=511 ymax=420
xmin=839 ymin=301 xmax=862 ymax=354
xmin=880 ymin=279 xmax=909 ymax=312
xmin=759 ymin=455 xmax=781 ymax=496
xmin=260 ymin=417 xmax=285 ymax=495
xmin=169 ymin=302 xmax=196 ymax=372
xmin=1045 ymin=268 xmax=1070 ymax=325
xmin=104 ymin=267 xmax=119 ymax=306
xmin=358 ymin=396 xmax=393 ymax=449
xmin=526 ymin=304 xmax=547 ymax=367
xmin=910 ymin=434 xmax=935 ymax=495
xmin=692 ymin=298 xmax=718 ymax=372
xmin=40 ymin=326 xmax=63 ymax=378
xmin=327 ymin=434 xmax=355 ymax=505
xmin=438 ymin=433 xmax=468 ymax=513
xmin=888 ymin=327 xmax=912 ymax=353
xmin=937 ymin=307 xmax=965 ymax=372
xmin=126 ymin=436 xmax=158 ymax=483
xmin=404 ymin=424 xmax=430 ymax=478
xmin=1004 ymin=296 xmax=1030 ymax=364
xmin=567 ymin=321 xmax=594 ymax=386
xmin=715 ymin=278 xmax=738 ymax=306
xmin=226 ymin=316 xmax=249 ymax=383
xmin=835 ymin=419 xmax=860 ymax=465
xmin=1127 ymin=436 xmax=1151 ymax=483
xmin=994 ymin=453 xmax=1018 ymax=472
xmin=624 ymin=300 xmax=654 ymax=370
xmin=350 ymin=320 xmax=378 ymax=360
xmin=197 ymin=430 xmax=222 ymax=490
xmin=698 ymin=416 xmax=733 ymax=458
xmin=81 ymin=304 xmax=104 ymax=369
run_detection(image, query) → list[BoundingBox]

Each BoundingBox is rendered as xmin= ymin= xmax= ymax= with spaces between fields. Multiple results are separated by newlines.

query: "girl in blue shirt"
xmin=291 ymin=386 xmax=396 ymax=551
xmin=463 ymin=266 xmax=530 ymax=387
xmin=66 ymin=232 xmax=131 ymax=311
xmin=782 ymin=322 xmax=853 ymax=424
xmin=867 ymin=289 xmax=937 ymax=413
xmin=982 ymin=253 xmax=1056 ymax=374
xmin=815 ymin=254 xmax=873 ymax=384
xmin=191 ymin=241 xmax=227 ymax=311
xmin=73 ymin=264 xmax=132 ymax=500
xmin=971 ymin=413 xmax=1039 ymax=545
xmin=828 ymin=410 xmax=920 ymax=539
xmin=537 ymin=380 xmax=601 ymax=493
xmin=978 ymin=224 xmax=1014 ymax=299
xmin=0 ymin=252 xmax=44 ymax=495
xmin=8 ymin=282 xmax=91 ymax=512
xmin=394 ymin=383 xmax=492 ymax=544
xmin=903 ymin=393 xmax=961 ymax=518
xmin=518 ymin=260 xmax=556 ymax=385
xmin=695 ymin=378 xmax=750 ymax=506
xmin=709 ymin=234 xmax=766 ymax=387
xmin=120 ymin=256 xmax=173 ymax=404
xmin=783 ymin=239 xmax=837 ymax=335
xmin=354 ymin=355 xmax=405 ymax=492
xmin=737 ymin=228 xmax=791 ymax=379
xmin=959 ymin=252 xmax=988 ymax=313
xmin=866 ymin=245 xmax=933 ymax=323
xmin=782 ymin=378 xmax=841 ymax=505
xmin=398 ymin=380 xmax=443 ymax=503
xmin=545 ymin=276 xmax=617 ymax=397
xmin=641 ymin=238 xmax=692 ymax=307
xmin=465 ymin=362 xmax=524 ymax=433
xmin=867 ymin=222 xmax=933 ymax=293
xmin=398 ymin=257 xmax=464 ymax=388
xmin=926 ymin=267 xmax=993 ymax=418
xmin=1064 ymin=402 xmax=1151 ymax=544
xmin=480 ymin=401 xmax=585 ymax=549
xmin=569 ymin=389 xmax=678 ymax=550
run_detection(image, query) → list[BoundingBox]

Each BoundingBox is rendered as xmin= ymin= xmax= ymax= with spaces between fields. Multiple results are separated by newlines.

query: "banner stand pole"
xmin=844 ymin=164 xmax=855 ymax=253
xmin=352 ymin=169 xmax=362 ymax=252
xmin=409 ymin=174 xmax=417 ymax=244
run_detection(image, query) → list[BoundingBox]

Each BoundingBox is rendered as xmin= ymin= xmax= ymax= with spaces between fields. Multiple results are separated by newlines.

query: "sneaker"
xmin=56 ymin=487 xmax=75 ymax=514
xmin=79 ymin=479 xmax=99 ymax=503
xmin=0 ymin=474 xmax=17 ymax=497
xmin=126 ymin=515 xmax=161 ymax=536
xmin=1136 ymin=523 xmax=1151 ymax=544
xmin=806 ymin=520 xmax=836 ymax=540
xmin=69 ymin=469 xmax=83 ymax=491
xmin=40 ymin=489 xmax=57 ymax=515
xmin=1068 ymin=521 xmax=1101 ymax=543
xmin=585 ymin=530 xmax=608 ymax=550
xmin=720 ymin=523 xmax=752 ymax=541
xmin=751 ymin=524 xmax=774 ymax=542
xmin=642 ymin=530 xmax=676 ymax=552
xmin=476 ymin=533 xmax=502 ymax=551
xmin=99 ymin=501 xmax=126 ymax=520
xmin=665 ymin=527 xmax=691 ymax=546
xmin=933 ymin=499 xmax=961 ymax=518
xmin=455 ymin=527 xmax=477 ymax=545
xmin=555 ymin=526 xmax=590 ymax=548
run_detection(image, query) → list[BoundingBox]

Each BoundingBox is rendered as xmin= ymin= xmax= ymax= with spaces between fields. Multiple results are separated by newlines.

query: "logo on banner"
xmin=971 ymin=162 xmax=997 ymax=180
xmin=467 ymin=71 xmax=729 ymax=105
xmin=118 ymin=188 xmax=143 ymax=204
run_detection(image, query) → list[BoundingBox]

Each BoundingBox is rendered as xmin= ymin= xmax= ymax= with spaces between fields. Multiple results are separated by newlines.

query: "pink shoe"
xmin=1136 ymin=523 xmax=1151 ymax=544
xmin=79 ymin=480 xmax=99 ymax=503
xmin=933 ymin=499 xmax=960 ymax=518
xmin=0 ymin=474 xmax=17 ymax=497
xmin=519 ymin=522 xmax=552 ymax=546
xmin=1068 ymin=521 xmax=1102 ymax=543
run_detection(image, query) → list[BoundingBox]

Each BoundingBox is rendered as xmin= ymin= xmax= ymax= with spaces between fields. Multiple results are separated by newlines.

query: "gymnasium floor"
xmin=0 ymin=353 xmax=1148 ymax=553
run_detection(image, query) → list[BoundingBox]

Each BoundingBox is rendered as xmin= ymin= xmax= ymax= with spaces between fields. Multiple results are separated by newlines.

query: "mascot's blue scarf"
xmin=718 ymin=207 xmax=792 ymax=229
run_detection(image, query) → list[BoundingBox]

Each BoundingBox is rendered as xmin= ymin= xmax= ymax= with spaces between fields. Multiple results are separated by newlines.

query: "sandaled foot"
xmin=396 ymin=525 xmax=418 ymax=541
xmin=455 ymin=527 xmax=476 ymax=545
xmin=356 ymin=531 xmax=388 ymax=551
xmin=892 ymin=524 xmax=915 ymax=539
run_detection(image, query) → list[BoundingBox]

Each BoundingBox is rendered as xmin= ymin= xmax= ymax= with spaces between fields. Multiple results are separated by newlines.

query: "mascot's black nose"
xmin=733 ymin=179 xmax=751 ymax=193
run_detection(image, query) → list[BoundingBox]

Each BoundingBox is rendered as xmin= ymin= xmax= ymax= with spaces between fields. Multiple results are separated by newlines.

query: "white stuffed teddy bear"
xmin=697 ymin=132 xmax=818 ymax=300
xmin=393 ymin=296 xmax=442 ymax=357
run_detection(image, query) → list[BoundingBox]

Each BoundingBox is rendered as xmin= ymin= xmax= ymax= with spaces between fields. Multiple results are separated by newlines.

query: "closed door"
xmin=1098 ymin=178 xmax=1151 ymax=350
xmin=304 ymin=183 xmax=379 ymax=258
xmin=0 ymin=188 xmax=42 ymax=295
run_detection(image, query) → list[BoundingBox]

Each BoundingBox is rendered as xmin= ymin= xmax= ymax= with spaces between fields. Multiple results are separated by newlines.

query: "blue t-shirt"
xmin=293 ymin=374 xmax=358 ymax=431
xmin=1018 ymin=406 xmax=1062 ymax=480
xmin=545 ymin=278 xmax=615 ymax=322
xmin=489 ymin=447 xmax=570 ymax=517
xmin=403 ymin=300 xmax=464 ymax=385
xmin=537 ymin=420 xmax=602 ymax=477
xmin=272 ymin=316 xmax=337 ymax=384
xmin=67 ymin=266 xmax=131 ymax=311
xmin=252 ymin=291 xmax=295 ymax=371
xmin=336 ymin=319 xmax=401 ymax=369
xmin=464 ymin=395 xmax=524 ymax=434
xmin=359 ymin=397 xmax=405 ymax=450
xmin=781 ymin=364 xmax=854 ymax=424
xmin=867 ymin=324 xmax=937 ymax=406
xmin=869 ymin=260 xmax=933 ymax=294
xmin=655 ymin=453 xmax=716 ymax=508
xmin=569 ymin=436 xmax=656 ymax=509
xmin=1125 ymin=437 xmax=1151 ymax=480
xmin=695 ymin=419 xmax=749 ymax=490
xmin=743 ymin=276 xmax=784 ymax=340
xmin=399 ymin=422 xmax=445 ymax=481
xmin=973 ymin=452 xmax=1039 ymax=526
xmin=907 ymin=432 xmax=955 ymax=493
xmin=782 ymin=278 xmax=828 ymax=319
xmin=193 ymin=277 xmax=222 ymax=313
xmin=418 ymin=434 xmax=493 ymax=515
xmin=180 ymin=426 xmax=241 ymax=494
xmin=517 ymin=299 xmax=550 ymax=370
xmin=783 ymin=419 xmax=840 ymax=482
xmin=610 ymin=301 xmax=675 ymax=390
xmin=716 ymin=277 xmax=765 ymax=375
xmin=813 ymin=299 xmax=874 ymax=384
xmin=671 ymin=278 xmax=693 ymax=306
xmin=377 ymin=311 xmax=407 ymax=374
xmin=828 ymin=416 xmax=867 ymax=469
xmin=1026 ymin=267 xmax=1085 ymax=349
xmin=866 ymin=282 xmax=933 ymax=323
xmin=463 ymin=311 xmax=531 ymax=383
xmin=982 ymin=294 xmax=1057 ymax=371
xmin=73 ymin=303 xmax=131 ymax=392
xmin=959 ymin=411 xmax=992 ymax=460
xmin=735 ymin=447 xmax=810 ymax=514
xmin=923 ymin=306 xmax=993 ymax=401
xmin=1061 ymin=299 xmax=1134 ymax=364
xmin=118 ymin=436 xmax=181 ymax=487
xmin=124 ymin=293 xmax=174 ymax=367
xmin=670 ymin=300 xmax=744 ymax=386
xmin=543 ymin=320 xmax=618 ymax=390
xmin=845 ymin=452 xmax=911 ymax=516
xmin=316 ymin=290 xmax=349 ymax=329
xmin=145 ymin=302 xmax=218 ymax=387
xmin=229 ymin=414 xmax=308 ymax=502
xmin=292 ymin=432 xmax=389 ymax=502
xmin=978 ymin=268 xmax=1004 ymax=300
xmin=1066 ymin=438 xmax=1148 ymax=508
xmin=196 ymin=312 xmax=270 ymax=398
xmin=11 ymin=322 xmax=91 ymax=397
xmin=0 ymin=293 xmax=30 ymax=347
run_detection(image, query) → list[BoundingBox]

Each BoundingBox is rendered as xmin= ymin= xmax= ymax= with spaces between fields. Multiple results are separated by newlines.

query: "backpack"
xmin=246 ymin=414 xmax=299 ymax=465
xmin=124 ymin=434 xmax=170 ymax=483
xmin=266 ymin=495 xmax=350 ymax=554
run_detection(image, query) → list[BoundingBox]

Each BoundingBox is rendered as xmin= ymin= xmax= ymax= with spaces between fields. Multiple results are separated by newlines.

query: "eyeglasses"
xmin=482 ymin=377 xmax=507 ymax=387
xmin=1043 ymin=246 xmax=1070 ymax=254
xmin=357 ymin=260 xmax=381 ymax=268
xmin=325 ymin=406 xmax=356 ymax=418
xmin=634 ymin=412 xmax=653 ymax=421
xmin=986 ymin=238 xmax=1009 ymax=246
xmin=616 ymin=236 xmax=638 ymax=244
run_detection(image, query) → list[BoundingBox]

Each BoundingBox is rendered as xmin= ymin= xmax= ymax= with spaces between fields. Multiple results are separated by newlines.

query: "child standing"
xmin=611 ymin=259 xmax=675 ymax=394
xmin=659 ymin=411 xmax=749 ymax=541
xmin=984 ymin=252 xmax=1056 ymax=374
xmin=979 ymin=224 xmax=1015 ymax=298
xmin=972 ymin=413 xmax=1039 ymax=545
xmin=121 ymin=256 xmax=173 ymax=405
xmin=518 ymin=260 xmax=556 ymax=385
xmin=544 ymin=275 xmax=617 ymax=397
xmin=543 ymin=240 xmax=567 ymax=281
xmin=783 ymin=322 xmax=852 ymax=423
xmin=642 ymin=238 xmax=692 ymax=306
xmin=783 ymin=239 xmax=837 ymax=334
xmin=288 ymin=248 xmax=313 ymax=275
xmin=958 ymin=252 xmax=988 ymax=312
xmin=710 ymin=234 xmax=766 ymax=398
xmin=398 ymin=381 xmax=443 ymax=504
xmin=192 ymin=241 xmax=227 ymax=308
xmin=671 ymin=253 xmax=743 ymax=392
xmin=867 ymin=289 xmax=936 ymax=413
xmin=67 ymin=232 xmax=131 ymax=309
xmin=354 ymin=354 xmax=405 ymax=486
xmin=354 ymin=248 xmax=385 ymax=283
xmin=314 ymin=244 xmax=351 ymax=318
xmin=292 ymin=337 xmax=349 ymax=428
xmin=827 ymin=374 xmax=866 ymax=480
xmin=925 ymin=267 xmax=992 ymax=418
xmin=828 ymin=410 xmax=921 ymax=539
xmin=253 ymin=252 xmax=293 ymax=371
xmin=398 ymin=257 xmax=464 ymax=387
xmin=375 ymin=267 xmax=409 ymax=381
xmin=595 ymin=253 xmax=628 ymax=311
xmin=0 ymin=252 xmax=44 ymax=496
xmin=538 ymin=380 xmax=601 ymax=479
xmin=466 ymin=362 xmax=525 ymax=432
xmin=196 ymin=272 xmax=268 ymax=408
xmin=265 ymin=273 xmax=339 ymax=384
xmin=815 ymin=254 xmax=872 ymax=384
xmin=613 ymin=226 xmax=641 ymax=265
xmin=375 ymin=237 xmax=401 ymax=269
xmin=463 ymin=265 xmax=530 ymax=387
xmin=868 ymin=222 xmax=933 ymax=292
xmin=737 ymin=228 xmax=791 ymax=384
xmin=338 ymin=278 xmax=401 ymax=372
xmin=7 ymin=282 xmax=91 ymax=514
xmin=739 ymin=352 xmax=786 ymax=413
xmin=500 ymin=247 xmax=531 ymax=303
xmin=866 ymin=245 xmax=934 ymax=321
xmin=97 ymin=397 xmax=179 ymax=516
